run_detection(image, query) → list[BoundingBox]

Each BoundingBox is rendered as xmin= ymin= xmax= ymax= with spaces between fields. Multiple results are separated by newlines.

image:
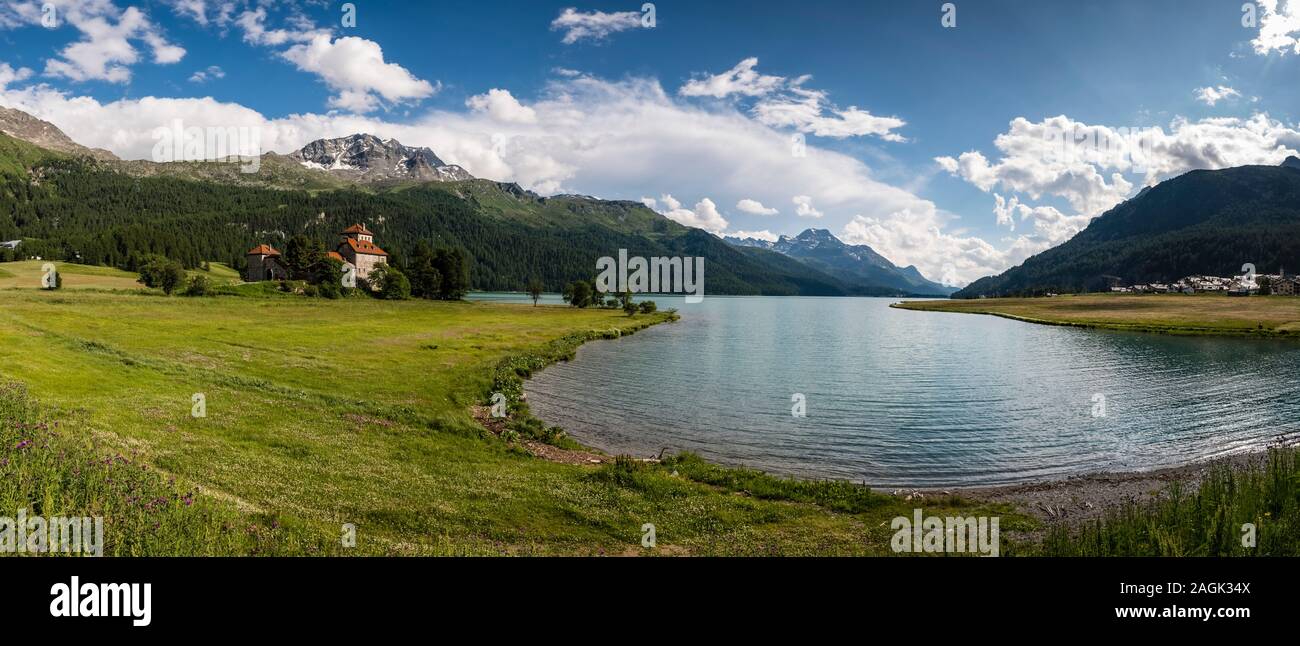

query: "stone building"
xmin=246 ymin=244 xmax=289 ymax=281
xmin=335 ymin=224 xmax=388 ymax=281
xmin=245 ymin=224 xmax=387 ymax=283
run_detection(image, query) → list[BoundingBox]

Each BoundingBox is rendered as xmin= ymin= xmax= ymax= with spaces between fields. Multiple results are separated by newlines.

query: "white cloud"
xmin=235 ymin=7 xmax=324 ymax=47
xmin=222 ymin=9 xmax=435 ymax=113
xmin=680 ymin=57 xmax=785 ymax=99
xmin=736 ymin=198 xmax=778 ymax=215
xmin=841 ymin=210 xmax=1004 ymax=288
xmin=0 ymin=1 xmax=187 ymax=83
xmin=655 ymin=195 xmax=729 ymax=234
xmin=753 ymin=86 xmax=907 ymax=141
xmin=728 ymin=229 xmax=779 ymax=242
xmin=681 ymin=58 xmax=906 ymax=141
xmin=1252 ymin=0 xmax=1300 ymax=55
xmin=163 ymin=0 xmax=233 ymax=27
xmin=936 ymin=114 xmax=1300 ymax=221
xmin=550 ymin=8 xmax=643 ymax=44
xmin=165 ymin=0 xmax=210 ymax=25
xmin=188 ymin=65 xmax=224 ymax=84
xmin=991 ymin=193 xmax=1093 ymax=256
xmin=1194 ymin=85 xmax=1241 ymax=106
xmin=466 ymin=89 xmax=537 ymax=124
xmin=0 ymin=72 xmax=988 ymax=284
xmin=281 ymin=35 xmax=437 ymax=112
xmin=792 ymin=195 xmax=823 ymax=218
xmin=929 ymin=112 xmax=1300 ymax=282
xmin=0 ymin=63 xmax=34 ymax=89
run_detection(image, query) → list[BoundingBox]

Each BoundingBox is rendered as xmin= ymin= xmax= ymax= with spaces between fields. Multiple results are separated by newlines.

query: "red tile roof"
xmin=340 ymin=237 xmax=388 ymax=257
xmin=247 ymin=244 xmax=280 ymax=256
xmin=342 ymin=224 xmax=373 ymax=236
xmin=326 ymin=251 xmax=346 ymax=263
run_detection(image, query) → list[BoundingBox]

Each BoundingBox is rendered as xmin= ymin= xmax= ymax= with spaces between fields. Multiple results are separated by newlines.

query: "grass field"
xmin=0 ymin=286 xmax=1027 ymax=555
xmin=0 ymin=260 xmax=243 ymax=291
xmin=893 ymin=293 xmax=1300 ymax=337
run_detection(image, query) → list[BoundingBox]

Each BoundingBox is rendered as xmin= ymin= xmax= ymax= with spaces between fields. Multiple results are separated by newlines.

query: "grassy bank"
xmin=893 ymin=293 xmax=1300 ymax=338
xmin=0 ymin=287 xmax=1026 ymax=555
xmin=1038 ymin=448 xmax=1300 ymax=556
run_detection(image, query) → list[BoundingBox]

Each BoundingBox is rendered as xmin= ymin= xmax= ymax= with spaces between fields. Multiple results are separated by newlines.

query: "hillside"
xmin=0 ymin=130 xmax=874 ymax=294
xmin=956 ymin=161 xmax=1300 ymax=298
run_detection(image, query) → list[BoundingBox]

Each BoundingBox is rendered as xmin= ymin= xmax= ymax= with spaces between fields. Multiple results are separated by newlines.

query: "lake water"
xmin=482 ymin=294 xmax=1300 ymax=487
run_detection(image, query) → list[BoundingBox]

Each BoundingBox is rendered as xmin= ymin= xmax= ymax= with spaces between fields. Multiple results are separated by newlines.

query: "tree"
xmin=313 ymin=255 xmax=345 ymax=286
xmin=527 ymin=277 xmax=544 ymax=306
xmin=638 ymin=300 xmax=657 ymax=314
xmin=621 ymin=289 xmax=637 ymax=316
xmin=407 ymin=242 xmax=442 ymax=299
xmin=283 ymin=235 xmax=323 ymax=280
xmin=565 ymin=280 xmax=593 ymax=308
xmin=137 ymin=255 xmax=187 ymax=295
xmin=433 ymin=247 xmax=469 ymax=300
xmin=315 ymin=257 xmax=345 ymax=299
xmin=370 ymin=264 xmax=411 ymax=300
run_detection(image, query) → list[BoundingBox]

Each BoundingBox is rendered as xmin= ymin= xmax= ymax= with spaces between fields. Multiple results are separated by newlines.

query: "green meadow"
xmin=0 ymin=284 xmax=1028 ymax=556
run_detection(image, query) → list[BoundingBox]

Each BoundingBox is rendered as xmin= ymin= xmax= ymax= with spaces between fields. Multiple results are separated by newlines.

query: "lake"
xmin=483 ymin=294 xmax=1300 ymax=487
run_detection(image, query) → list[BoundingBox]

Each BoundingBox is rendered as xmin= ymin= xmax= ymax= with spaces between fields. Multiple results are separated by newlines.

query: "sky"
xmin=2 ymin=0 xmax=1300 ymax=286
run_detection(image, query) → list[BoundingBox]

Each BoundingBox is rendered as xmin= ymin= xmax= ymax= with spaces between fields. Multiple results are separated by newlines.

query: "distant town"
xmin=1109 ymin=271 xmax=1299 ymax=297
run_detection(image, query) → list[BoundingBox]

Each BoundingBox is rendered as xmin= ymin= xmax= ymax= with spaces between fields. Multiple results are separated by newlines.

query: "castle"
xmin=247 ymin=224 xmax=389 ymax=282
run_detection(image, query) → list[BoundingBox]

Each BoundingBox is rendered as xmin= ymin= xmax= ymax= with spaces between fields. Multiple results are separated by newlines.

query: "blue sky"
xmin=1 ymin=0 xmax=1299 ymax=285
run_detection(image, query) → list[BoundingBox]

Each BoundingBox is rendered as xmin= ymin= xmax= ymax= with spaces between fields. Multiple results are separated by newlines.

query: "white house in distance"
xmin=246 ymin=224 xmax=389 ymax=282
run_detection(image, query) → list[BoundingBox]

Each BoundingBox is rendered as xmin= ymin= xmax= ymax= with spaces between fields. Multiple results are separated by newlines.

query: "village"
xmin=1109 ymin=270 xmax=1300 ymax=296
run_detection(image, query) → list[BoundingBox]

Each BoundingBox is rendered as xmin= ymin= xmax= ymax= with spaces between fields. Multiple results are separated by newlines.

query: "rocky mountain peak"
xmin=290 ymin=133 xmax=474 ymax=183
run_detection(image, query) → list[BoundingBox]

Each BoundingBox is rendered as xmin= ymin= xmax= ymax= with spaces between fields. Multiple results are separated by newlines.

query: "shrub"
xmin=183 ymin=274 xmax=211 ymax=297
xmin=137 ymin=255 xmax=187 ymax=295
xmin=638 ymin=300 xmax=657 ymax=314
xmin=369 ymin=264 xmax=411 ymax=300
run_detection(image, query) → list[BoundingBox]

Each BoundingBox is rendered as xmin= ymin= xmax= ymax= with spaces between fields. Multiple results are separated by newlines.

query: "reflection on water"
xmin=486 ymin=294 xmax=1300 ymax=487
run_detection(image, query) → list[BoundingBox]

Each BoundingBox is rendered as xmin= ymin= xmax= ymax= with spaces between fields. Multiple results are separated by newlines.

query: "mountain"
xmin=955 ymin=160 xmax=1300 ymax=298
xmin=0 ymin=106 xmax=117 ymax=161
xmin=0 ymin=123 xmax=874 ymax=296
xmin=724 ymin=229 xmax=956 ymax=296
xmin=289 ymin=134 xmax=474 ymax=183
xmin=0 ymin=105 xmax=957 ymax=297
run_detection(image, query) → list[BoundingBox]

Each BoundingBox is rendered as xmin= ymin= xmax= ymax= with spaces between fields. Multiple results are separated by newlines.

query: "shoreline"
xmin=504 ymin=317 xmax=1289 ymax=525
xmin=936 ymin=444 xmax=1294 ymax=528
xmin=891 ymin=295 xmax=1300 ymax=339
xmin=503 ymin=312 xmax=1295 ymax=529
